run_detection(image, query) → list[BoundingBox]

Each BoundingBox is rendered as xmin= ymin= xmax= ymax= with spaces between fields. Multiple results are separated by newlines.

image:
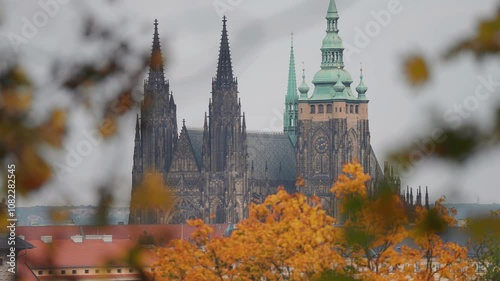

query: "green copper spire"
xmin=327 ymin=0 xmax=339 ymax=20
xmin=284 ymin=33 xmax=299 ymax=138
xmin=356 ymin=66 xmax=368 ymax=100
xmin=286 ymin=33 xmax=298 ymax=102
xmin=308 ymin=0 xmax=356 ymax=102
xmin=298 ymin=63 xmax=310 ymax=99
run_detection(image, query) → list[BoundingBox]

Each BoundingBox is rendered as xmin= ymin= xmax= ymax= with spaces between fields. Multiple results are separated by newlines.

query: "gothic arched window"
xmin=318 ymin=105 xmax=324 ymax=114
xmin=310 ymin=105 xmax=316 ymax=114
xmin=327 ymin=104 xmax=332 ymax=113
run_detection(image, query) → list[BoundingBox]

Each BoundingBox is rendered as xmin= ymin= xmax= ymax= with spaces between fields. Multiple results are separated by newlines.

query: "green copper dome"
xmin=298 ymin=68 xmax=310 ymax=98
xmin=298 ymin=80 xmax=310 ymax=95
xmin=322 ymin=33 xmax=343 ymax=49
xmin=334 ymin=74 xmax=345 ymax=93
xmin=312 ymin=68 xmax=353 ymax=85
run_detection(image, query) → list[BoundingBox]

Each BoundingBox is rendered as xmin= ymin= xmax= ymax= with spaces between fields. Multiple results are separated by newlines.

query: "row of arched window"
xmin=309 ymin=104 xmax=359 ymax=114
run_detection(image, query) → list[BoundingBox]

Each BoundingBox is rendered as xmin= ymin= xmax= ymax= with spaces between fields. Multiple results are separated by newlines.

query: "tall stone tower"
xmin=202 ymin=16 xmax=248 ymax=224
xmin=130 ymin=20 xmax=178 ymax=224
xmin=283 ymin=35 xmax=298 ymax=144
xmin=296 ymin=0 xmax=382 ymax=218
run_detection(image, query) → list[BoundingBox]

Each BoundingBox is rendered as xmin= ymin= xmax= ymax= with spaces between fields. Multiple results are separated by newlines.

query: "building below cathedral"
xmin=129 ymin=0 xmax=395 ymax=225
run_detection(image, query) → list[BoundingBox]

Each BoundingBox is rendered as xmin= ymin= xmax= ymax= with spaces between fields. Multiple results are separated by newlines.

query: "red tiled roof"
xmin=18 ymin=224 xmax=229 ymax=245
xmin=15 ymin=224 xmax=230 ymax=280
xmin=24 ymin=239 xmax=157 ymax=268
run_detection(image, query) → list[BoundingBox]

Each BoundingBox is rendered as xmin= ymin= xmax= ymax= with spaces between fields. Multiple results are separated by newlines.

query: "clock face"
xmin=315 ymin=137 xmax=328 ymax=154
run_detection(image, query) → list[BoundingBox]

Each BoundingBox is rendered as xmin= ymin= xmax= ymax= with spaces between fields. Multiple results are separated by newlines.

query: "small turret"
xmin=298 ymin=63 xmax=310 ymax=99
xmin=356 ymin=65 xmax=368 ymax=100
xmin=333 ymin=72 xmax=345 ymax=93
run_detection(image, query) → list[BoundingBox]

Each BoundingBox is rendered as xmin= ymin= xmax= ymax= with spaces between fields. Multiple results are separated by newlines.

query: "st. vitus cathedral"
xmin=129 ymin=0 xmax=391 ymax=225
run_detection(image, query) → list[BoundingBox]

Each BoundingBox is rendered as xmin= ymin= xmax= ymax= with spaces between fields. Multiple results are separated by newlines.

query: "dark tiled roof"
xmin=186 ymin=129 xmax=204 ymax=166
xmin=186 ymin=129 xmax=296 ymax=181
xmin=247 ymin=132 xmax=296 ymax=180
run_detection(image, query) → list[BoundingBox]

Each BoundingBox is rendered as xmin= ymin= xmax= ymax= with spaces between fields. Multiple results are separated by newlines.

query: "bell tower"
xmin=202 ymin=16 xmax=248 ymax=224
xmin=296 ymin=0 xmax=382 ymax=218
xmin=130 ymin=19 xmax=178 ymax=224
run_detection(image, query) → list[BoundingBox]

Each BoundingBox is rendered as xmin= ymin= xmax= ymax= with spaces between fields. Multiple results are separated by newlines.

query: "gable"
xmin=169 ymin=128 xmax=200 ymax=172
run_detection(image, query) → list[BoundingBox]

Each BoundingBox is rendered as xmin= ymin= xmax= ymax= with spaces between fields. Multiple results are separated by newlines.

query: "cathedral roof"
xmin=186 ymin=129 xmax=296 ymax=180
xmin=185 ymin=129 xmax=204 ymax=168
xmin=246 ymin=132 xmax=296 ymax=180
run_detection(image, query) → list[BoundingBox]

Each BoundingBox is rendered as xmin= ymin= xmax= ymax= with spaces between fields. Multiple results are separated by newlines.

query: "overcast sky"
xmin=1 ymin=0 xmax=500 ymax=207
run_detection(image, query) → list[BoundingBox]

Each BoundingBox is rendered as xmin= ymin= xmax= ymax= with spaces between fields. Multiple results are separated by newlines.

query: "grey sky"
xmin=1 ymin=0 xmax=499 ymax=207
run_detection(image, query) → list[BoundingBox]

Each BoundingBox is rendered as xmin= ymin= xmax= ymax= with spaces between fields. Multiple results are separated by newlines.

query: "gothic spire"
xmin=215 ymin=16 xmax=234 ymax=87
xmin=425 ymin=186 xmax=430 ymax=209
xmin=150 ymin=19 xmax=163 ymax=70
xmin=170 ymin=92 xmax=175 ymax=104
xmin=134 ymin=114 xmax=140 ymax=142
xmin=284 ymin=32 xmax=299 ymax=138
xmin=147 ymin=19 xmax=166 ymax=88
xmin=410 ymin=188 xmax=414 ymax=206
xmin=132 ymin=114 xmax=142 ymax=173
xmin=286 ymin=33 xmax=298 ymax=101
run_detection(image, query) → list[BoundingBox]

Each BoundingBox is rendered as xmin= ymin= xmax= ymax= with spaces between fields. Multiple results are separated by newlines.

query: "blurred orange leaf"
xmin=403 ymin=55 xmax=430 ymax=87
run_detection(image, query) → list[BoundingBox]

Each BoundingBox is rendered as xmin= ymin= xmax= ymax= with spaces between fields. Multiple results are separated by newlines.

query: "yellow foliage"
xmin=38 ymin=109 xmax=67 ymax=147
xmin=403 ymin=55 xmax=430 ymax=87
xmin=130 ymin=171 xmax=173 ymax=210
xmin=17 ymin=144 xmax=52 ymax=194
xmin=152 ymin=189 xmax=345 ymax=280
xmin=152 ymin=162 xmax=476 ymax=281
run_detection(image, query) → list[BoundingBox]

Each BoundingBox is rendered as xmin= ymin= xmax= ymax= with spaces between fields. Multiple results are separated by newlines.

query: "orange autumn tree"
xmin=152 ymin=162 xmax=476 ymax=281
xmin=401 ymin=199 xmax=475 ymax=281
xmin=331 ymin=163 xmax=410 ymax=280
xmin=152 ymin=188 xmax=347 ymax=281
